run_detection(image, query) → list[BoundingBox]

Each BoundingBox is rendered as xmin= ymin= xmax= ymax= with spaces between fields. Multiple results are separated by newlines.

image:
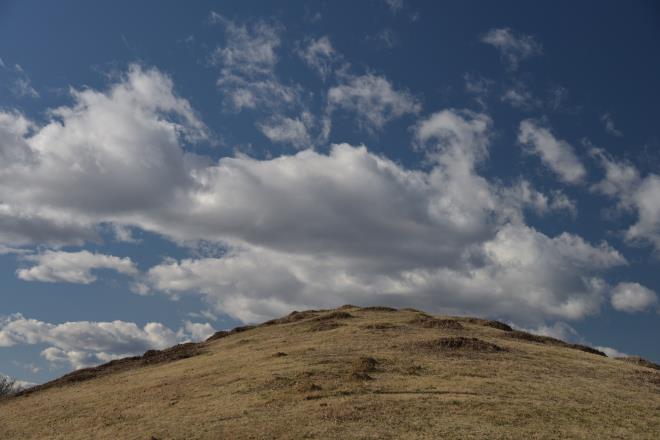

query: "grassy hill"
xmin=1 ymin=306 xmax=658 ymax=439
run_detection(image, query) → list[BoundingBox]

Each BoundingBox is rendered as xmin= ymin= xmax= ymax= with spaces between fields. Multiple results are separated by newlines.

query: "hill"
xmin=1 ymin=306 xmax=658 ymax=439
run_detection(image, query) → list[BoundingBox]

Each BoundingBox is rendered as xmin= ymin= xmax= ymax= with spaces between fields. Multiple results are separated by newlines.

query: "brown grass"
xmin=1 ymin=306 xmax=658 ymax=439
xmin=409 ymin=315 xmax=464 ymax=330
xmin=617 ymin=356 xmax=660 ymax=371
xmin=417 ymin=337 xmax=505 ymax=353
xmin=507 ymin=330 xmax=606 ymax=357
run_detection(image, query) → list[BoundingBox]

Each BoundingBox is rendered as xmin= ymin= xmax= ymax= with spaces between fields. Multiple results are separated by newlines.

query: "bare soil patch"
xmin=506 ymin=331 xmax=605 ymax=356
xmin=410 ymin=315 xmax=464 ymax=330
xmin=418 ymin=337 xmax=505 ymax=353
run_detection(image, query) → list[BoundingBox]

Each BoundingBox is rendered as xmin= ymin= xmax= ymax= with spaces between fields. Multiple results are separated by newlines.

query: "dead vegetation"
xmin=617 ymin=356 xmax=660 ymax=371
xmin=17 ymin=342 xmax=205 ymax=397
xmin=361 ymin=306 xmax=398 ymax=312
xmin=418 ymin=336 xmax=506 ymax=353
xmin=1 ymin=306 xmax=658 ymax=440
xmin=409 ymin=315 xmax=464 ymax=330
xmin=460 ymin=317 xmax=513 ymax=331
xmin=0 ymin=376 xmax=16 ymax=399
xmin=314 ymin=311 xmax=353 ymax=321
xmin=308 ymin=320 xmax=345 ymax=332
xmin=362 ymin=322 xmax=400 ymax=330
xmin=263 ymin=310 xmax=318 ymax=326
xmin=506 ymin=330 xmax=606 ymax=356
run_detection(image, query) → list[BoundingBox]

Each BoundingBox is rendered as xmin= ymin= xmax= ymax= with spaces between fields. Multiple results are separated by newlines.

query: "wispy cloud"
xmin=481 ymin=28 xmax=542 ymax=70
xmin=518 ymin=119 xmax=586 ymax=184
xmin=601 ymin=112 xmax=623 ymax=137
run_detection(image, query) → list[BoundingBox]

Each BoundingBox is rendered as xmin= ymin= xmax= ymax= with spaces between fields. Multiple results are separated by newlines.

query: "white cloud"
xmin=518 ymin=120 xmax=587 ymax=184
xmin=499 ymin=180 xmax=577 ymax=219
xmin=601 ymin=113 xmax=623 ymax=137
xmin=16 ymin=250 xmax=138 ymax=284
xmin=464 ymin=73 xmax=493 ymax=108
xmin=591 ymin=149 xmax=660 ymax=250
xmin=12 ymin=78 xmax=39 ymax=99
xmin=589 ymin=148 xmax=640 ymax=199
xmin=611 ymin=282 xmax=658 ymax=313
xmin=297 ymin=36 xmax=340 ymax=80
xmin=210 ymin=16 xmax=299 ymax=112
xmin=368 ymin=29 xmax=400 ymax=49
xmin=525 ymin=321 xmax=579 ymax=341
xmin=146 ymin=223 xmax=625 ymax=324
xmin=383 ymin=0 xmax=403 ymax=14
xmin=481 ymin=28 xmax=542 ymax=70
xmin=596 ymin=346 xmax=628 ymax=358
xmin=547 ymin=85 xmax=568 ymax=111
xmin=0 ymin=67 xmax=632 ymax=327
xmin=0 ymin=314 xmax=212 ymax=370
xmin=501 ymin=83 xmax=538 ymax=109
xmin=178 ymin=321 xmax=215 ymax=342
xmin=626 ymin=175 xmax=660 ymax=248
xmin=139 ymin=110 xmax=623 ymax=324
xmin=258 ymin=113 xmax=314 ymax=149
xmin=327 ymin=74 xmax=421 ymax=133
xmin=1 ymin=373 xmax=36 ymax=391
xmin=0 ymin=64 xmax=208 ymax=247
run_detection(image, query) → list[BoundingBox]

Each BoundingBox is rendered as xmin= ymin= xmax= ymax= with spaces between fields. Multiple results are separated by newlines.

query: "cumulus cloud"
xmin=591 ymin=148 xmax=660 ymax=250
xmin=481 ymin=28 xmax=542 ymax=70
xmin=0 ymin=64 xmax=208 ymax=247
xmin=139 ymin=110 xmax=623 ymax=324
xmin=16 ymin=250 xmax=137 ymax=284
xmin=0 ymin=314 xmax=212 ymax=370
xmin=0 ymin=66 xmax=632 ymax=326
xmin=611 ymin=282 xmax=658 ymax=313
xmin=146 ymin=223 xmax=625 ymax=324
xmin=518 ymin=119 xmax=587 ymax=184
xmin=499 ymin=180 xmax=577 ymax=219
xmin=327 ymin=74 xmax=421 ymax=133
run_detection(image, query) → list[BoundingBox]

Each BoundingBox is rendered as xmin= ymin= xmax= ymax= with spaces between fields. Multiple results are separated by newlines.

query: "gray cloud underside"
xmin=1 ymin=65 xmax=655 ymax=326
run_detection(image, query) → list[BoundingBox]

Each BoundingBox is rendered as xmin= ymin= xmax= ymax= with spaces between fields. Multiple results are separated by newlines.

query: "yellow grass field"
xmin=1 ymin=306 xmax=658 ymax=439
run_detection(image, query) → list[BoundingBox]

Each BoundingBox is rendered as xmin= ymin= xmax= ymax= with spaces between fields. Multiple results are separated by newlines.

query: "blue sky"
xmin=1 ymin=0 xmax=659 ymax=385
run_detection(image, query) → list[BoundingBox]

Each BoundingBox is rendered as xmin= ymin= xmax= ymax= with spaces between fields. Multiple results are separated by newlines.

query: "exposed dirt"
xmin=308 ymin=320 xmax=345 ymax=332
xmin=352 ymin=356 xmax=378 ymax=374
xmin=410 ymin=315 xmax=464 ymax=330
xmin=263 ymin=310 xmax=319 ymax=326
xmin=361 ymin=306 xmax=398 ymax=312
xmin=461 ymin=317 xmax=513 ymax=332
xmin=362 ymin=322 xmax=401 ymax=330
xmin=418 ymin=337 xmax=506 ymax=353
xmin=206 ymin=324 xmax=256 ymax=342
xmin=314 ymin=311 xmax=353 ymax=321
xmin=506 ymin=331 xmax=606 ymax=356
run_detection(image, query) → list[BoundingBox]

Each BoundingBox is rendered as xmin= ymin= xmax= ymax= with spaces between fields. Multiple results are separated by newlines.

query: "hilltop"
xmin=1 ymin=306 xmax=658 ymax=439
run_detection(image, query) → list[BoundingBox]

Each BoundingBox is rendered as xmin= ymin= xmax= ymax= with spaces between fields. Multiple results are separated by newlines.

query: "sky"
xmin=0 ymin=0 xmax=659 ymax=385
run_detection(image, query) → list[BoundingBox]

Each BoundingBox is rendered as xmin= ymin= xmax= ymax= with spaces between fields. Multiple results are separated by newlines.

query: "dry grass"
xmin=1 ymin=306 xmax=659 ymax=439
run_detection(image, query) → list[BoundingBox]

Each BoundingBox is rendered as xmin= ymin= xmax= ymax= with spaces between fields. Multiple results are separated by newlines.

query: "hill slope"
xmin=1 ymin=306 xmax=658 ymax=439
